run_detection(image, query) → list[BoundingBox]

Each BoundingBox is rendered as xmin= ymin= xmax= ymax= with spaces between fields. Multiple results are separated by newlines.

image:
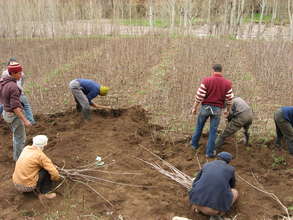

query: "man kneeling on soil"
xmin=189 ymin=152 xmax=238 ymax=220
xmin=215 ymin=97 xmax=253 ymax=148
xmin=13 ymin=135 xmax=60 ymax=199
xmin=69 ymin=78 xmax=111 ymax=120
xmin=274 ymin=106 xmax=293 ymax=155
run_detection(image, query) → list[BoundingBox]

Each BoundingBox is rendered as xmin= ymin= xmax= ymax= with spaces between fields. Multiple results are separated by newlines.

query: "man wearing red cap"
xmin=1 ymin=58 xmax=35 ymax=124
xmin=0 ymin=61 xmax=32 ymax=161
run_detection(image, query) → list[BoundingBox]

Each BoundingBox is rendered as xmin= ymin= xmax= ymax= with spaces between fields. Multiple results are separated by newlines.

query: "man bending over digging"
xmin=13 ymin=135 xmax=60 ymax=199
xmin=69 ymin=78 xmax=110 ymax=120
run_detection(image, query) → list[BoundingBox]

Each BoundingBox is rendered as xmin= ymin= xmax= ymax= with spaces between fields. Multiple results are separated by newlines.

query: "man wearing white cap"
xmin=13 ymin=135 xmax=60 ymax=199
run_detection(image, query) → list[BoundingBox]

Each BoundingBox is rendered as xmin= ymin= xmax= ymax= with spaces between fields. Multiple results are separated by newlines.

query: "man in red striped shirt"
xmin=191 ymin=64 xmax=234 ymax=158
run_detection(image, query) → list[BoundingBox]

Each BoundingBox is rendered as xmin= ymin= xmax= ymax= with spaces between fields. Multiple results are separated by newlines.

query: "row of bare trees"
xmin=0 ymin=0 xmax=293 ymax=39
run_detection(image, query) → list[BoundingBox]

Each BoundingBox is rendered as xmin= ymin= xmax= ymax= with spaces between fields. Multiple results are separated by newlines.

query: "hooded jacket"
xmin=0 ymin=76 xmax=22 ymax=112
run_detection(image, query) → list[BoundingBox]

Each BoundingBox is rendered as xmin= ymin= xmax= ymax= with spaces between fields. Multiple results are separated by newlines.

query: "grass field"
xmin=1 ymin=36 xmax=292 ymax=142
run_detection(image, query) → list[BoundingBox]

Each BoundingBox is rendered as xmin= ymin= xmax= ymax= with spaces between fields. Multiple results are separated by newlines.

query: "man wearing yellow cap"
xmin=69 ymin=78 xmax=110 ymax=120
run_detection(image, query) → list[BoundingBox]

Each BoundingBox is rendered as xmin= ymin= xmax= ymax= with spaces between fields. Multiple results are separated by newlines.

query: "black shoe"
xmin=76 ymin=103 xmax=82 ymax=112
xmin=209 ymin=216 xmax=224 ymax=220
xmin=274 ymin=138 xmax=281 ymax=148
xmin=244 ymin=132 xmax=250 ymax=146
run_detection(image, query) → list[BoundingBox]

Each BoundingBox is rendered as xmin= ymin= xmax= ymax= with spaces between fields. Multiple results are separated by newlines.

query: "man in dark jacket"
xmin=0 ymin=62 xmax=31 ymax=161
xmin=69 ymin=78 xmax=110 ymax=120
xmin=189 ymin=152 xmax=238 ymax=219
xmin=274 ymin=106 xmax=293 ymax=155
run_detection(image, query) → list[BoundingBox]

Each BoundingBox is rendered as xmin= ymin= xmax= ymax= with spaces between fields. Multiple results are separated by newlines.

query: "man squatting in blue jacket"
xmin=189 ymin=152 xmax=239 ymax=220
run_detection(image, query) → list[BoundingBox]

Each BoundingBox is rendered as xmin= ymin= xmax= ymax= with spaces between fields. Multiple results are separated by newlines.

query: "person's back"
xmin=13 ymin=145 xmax=49 ymax=187
xmin=189 ymin=152 xmax=238 ymax=217
xmin=274 ymin=106 xmax=293 ymax=155
xmin=231 ymin=97 xmax=251 ymax=115
xmin=191 ymin=64 xmax=234 ymax=157
xmin=13 ymin=135 xmax=60 ymax=200
xmin=281 ymin=106 xmax=293 ymax=125
xmin=189 ymin=160 xmax=235 ymax=212
xmin=215 ymin=96 xmax=253 ymax=147
xmin=201 ymin=75 xmax=232 ymax=108
xmin=77 ymin=78 xmax=100 ymax=96
xmin=69 ymin=78 xmax=110 ymax=120
xmin=0 ymin=76 xmax=21 ymax=112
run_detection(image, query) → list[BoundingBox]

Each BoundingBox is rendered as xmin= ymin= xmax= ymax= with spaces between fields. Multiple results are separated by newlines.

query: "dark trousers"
xmin=36 ymin=169 xmax=53 ymax=194
xmin=274 ymin=109 xmax=293 ymax=154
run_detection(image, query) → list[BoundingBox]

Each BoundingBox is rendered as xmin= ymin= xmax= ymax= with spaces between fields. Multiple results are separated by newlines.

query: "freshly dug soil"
xmin=0 ymin=106 xmax=292 ymax=220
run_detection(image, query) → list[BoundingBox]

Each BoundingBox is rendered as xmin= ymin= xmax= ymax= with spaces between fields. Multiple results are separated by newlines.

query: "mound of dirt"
xmin=0 ymin=106 xmax=292 ymax=220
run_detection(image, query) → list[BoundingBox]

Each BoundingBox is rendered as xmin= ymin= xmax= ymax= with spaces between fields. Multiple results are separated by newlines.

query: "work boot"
xmin=38 ymin=192 xmax=56 ymax=200
xmin=243 ymin=131 xmax=250 ymax=146
xmin=82 ymin=109 xmax=91 ymax=120
xmin=209 ymin=216 xmax=224 ymax=220
xmin=215 ymin=136 xmax=225 ymax=149
xmin=274 ymin=137 xmax=282 ymax=148
xmin=287 ymin=140 xmax=293 ymax=155
xmin=76 ymin=103 xmax=82 ymax=112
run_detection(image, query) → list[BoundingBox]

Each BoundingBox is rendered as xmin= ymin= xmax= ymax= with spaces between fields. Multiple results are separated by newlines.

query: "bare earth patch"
xmin=0 ymin=106 xmax=292 ymax=220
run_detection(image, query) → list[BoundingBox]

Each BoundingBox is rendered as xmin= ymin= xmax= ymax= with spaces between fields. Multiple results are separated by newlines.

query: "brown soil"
xmin=0 ymin=106 xmax=292 ymax=220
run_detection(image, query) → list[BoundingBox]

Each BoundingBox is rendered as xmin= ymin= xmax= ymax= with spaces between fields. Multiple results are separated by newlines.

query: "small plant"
xmin=20 ymin=209 xmax=38 ymax=217
xmin=44 ymin=210 xmax=65 ymax=220
xmin=272 ymin=154 xmax=286 ymax=169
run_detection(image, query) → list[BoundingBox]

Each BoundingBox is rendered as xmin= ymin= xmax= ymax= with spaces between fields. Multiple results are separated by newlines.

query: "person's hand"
xmin=24 ymin=119 xmax=32 ymax=127
xmin=223 ymin=110 xmax=229 ymax=118
xmin=191 ymin=107 xmax=197 ymax=115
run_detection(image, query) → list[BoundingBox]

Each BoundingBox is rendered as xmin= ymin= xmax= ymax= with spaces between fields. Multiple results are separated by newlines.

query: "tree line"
xmin=0 ymin=0 xmax=293 ymax=39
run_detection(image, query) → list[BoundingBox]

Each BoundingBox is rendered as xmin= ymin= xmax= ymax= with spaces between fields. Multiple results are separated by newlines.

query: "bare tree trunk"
xmin=271 ymin=0 xmax=278 ymax=23
xmin=230 ymin=0 xmax=237 ymax=35
xmin=183 ymin=0 xmax=192 ymax=28
xmin=167 ymin=0 xmax=176 ymax=32
xmin=235 ymin=0 xmax=245 ymax=38
xmin=207 ymin=0 xmax=212 ymax=34
xmin=222 ymin=0 xmax=229 ymax=35
xmin=170 ymin=0 xmax=176 ymax=31
xmin=288 ymin=0 xmax=293 ymax=40
xmin=257 ymin=0 xmax=266 ymax=38
xmin=148 ymin=0 xmax=154 ymax=28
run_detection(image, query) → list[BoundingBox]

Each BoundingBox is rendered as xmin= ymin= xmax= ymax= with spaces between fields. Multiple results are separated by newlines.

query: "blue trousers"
xmin=0 ymin=95 xmax=35 ymax=124
xmin=2 ymin=111 xmax=26 ymax=161
xmin=191 ymin=105 xmax=222 ymax=157
xmin=20 ymin=94 xmax=35 ymax=124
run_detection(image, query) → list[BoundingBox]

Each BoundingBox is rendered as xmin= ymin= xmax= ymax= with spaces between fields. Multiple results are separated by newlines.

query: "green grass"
xmin=271 ymin=154 xmax=286 ymax=169
xmin=120 ymin=18 xmax=169 ymax=28
xmin=120 ymin=17 xmax=203 ymax=28
xmin=243 ymin=13 xmax=275 ymax=24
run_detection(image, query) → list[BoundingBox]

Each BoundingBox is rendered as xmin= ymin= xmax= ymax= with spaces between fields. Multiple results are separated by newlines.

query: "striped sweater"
xmin=195 ymin=73 xmax=233 ymax=108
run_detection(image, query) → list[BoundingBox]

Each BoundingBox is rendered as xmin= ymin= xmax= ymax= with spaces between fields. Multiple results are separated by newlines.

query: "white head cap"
xmin=33 ymin=135 xmax=48 ymax=150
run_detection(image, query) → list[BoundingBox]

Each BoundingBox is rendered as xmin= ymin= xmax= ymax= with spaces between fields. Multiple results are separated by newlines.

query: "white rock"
xmin=172 ymin=217 xmax=191 ymax=220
